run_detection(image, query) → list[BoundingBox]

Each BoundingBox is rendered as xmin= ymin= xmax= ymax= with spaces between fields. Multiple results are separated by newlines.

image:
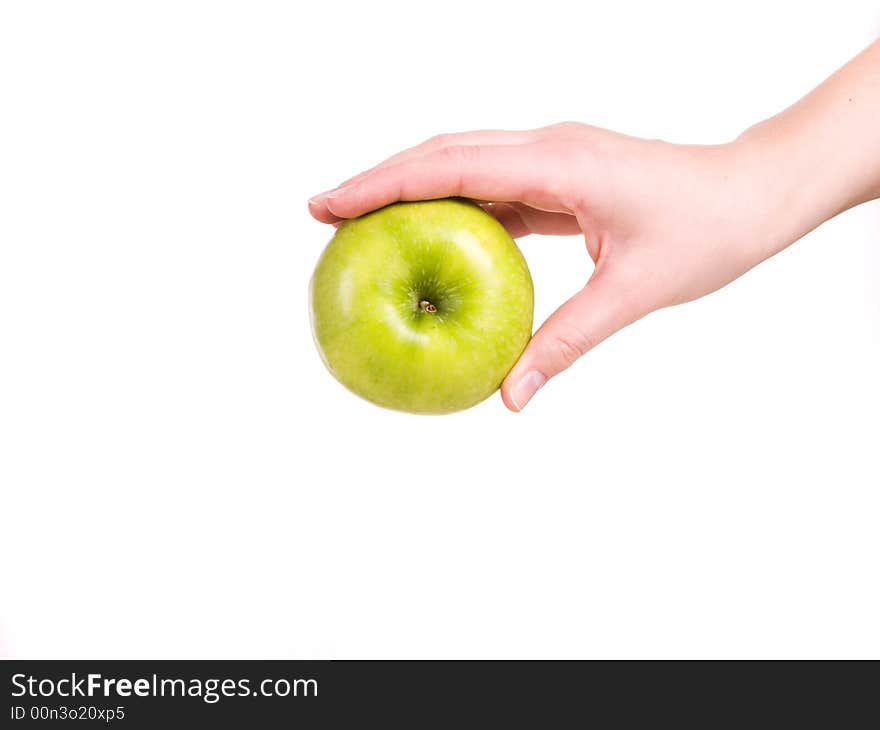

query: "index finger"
xmin=320 ymin=143 xmax=563 ymax=219
xmin=313 ymin=129 xmax=540 ymax=198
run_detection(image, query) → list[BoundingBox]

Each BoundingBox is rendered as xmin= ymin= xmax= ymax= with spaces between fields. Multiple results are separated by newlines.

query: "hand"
xmin=310 ymin=40 xmax=880 ymax=411
xmin=309 ymin=122 xmax=789 ymax=411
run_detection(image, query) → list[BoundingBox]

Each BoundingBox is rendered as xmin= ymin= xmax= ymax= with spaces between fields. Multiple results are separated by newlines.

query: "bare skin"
xmin=309 ymin=39 xmax=880 ymax=412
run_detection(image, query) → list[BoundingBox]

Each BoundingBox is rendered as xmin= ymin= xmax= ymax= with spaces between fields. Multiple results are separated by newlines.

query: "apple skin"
xmin=309 ymin=199 xmax=534 ymax=414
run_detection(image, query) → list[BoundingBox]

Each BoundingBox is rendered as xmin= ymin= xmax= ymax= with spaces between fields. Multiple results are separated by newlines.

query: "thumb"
xmin=501 ymin=271 xmax=641 ymax=412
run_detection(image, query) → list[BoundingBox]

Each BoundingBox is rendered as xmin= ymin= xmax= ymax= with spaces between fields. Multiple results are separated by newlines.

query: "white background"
xmin=1 ymin=1 xmax=878 ymax=659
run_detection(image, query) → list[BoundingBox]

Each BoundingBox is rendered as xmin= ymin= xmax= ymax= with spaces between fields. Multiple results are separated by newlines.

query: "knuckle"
xmin=545 ymin=120 xmax=585 ymax=136
xmin=433 ymin=145 xmax=481 ymax=196
xmin=441 ymin=144 xmax=480 ymax=164
xmin=555 ymin=337 xmax=586 ymax=368
xmin=425 ymin=132 xmax=455 ymax=149
xmin=552 ymin=323 xmax=594 ymax=368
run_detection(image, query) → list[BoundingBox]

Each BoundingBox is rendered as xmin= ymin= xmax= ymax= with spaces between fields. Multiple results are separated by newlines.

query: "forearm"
xmin=736 ymin=38 xmax=880 ymax=250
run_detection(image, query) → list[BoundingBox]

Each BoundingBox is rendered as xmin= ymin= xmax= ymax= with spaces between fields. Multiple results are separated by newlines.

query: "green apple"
xmin=309 ymin=198 xmax=534 ymax=414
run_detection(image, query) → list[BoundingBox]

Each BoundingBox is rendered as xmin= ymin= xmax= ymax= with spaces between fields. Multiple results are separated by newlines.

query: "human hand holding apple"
xmin=309 ymin=123 xmax=792 ymax=412
xmin=310 ymin=49 xmax=880 ymax=411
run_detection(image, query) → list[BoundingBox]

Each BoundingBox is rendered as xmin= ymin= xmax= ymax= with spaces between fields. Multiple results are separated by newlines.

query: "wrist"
xmin=728 ymin=120 xmax=846 ymax=257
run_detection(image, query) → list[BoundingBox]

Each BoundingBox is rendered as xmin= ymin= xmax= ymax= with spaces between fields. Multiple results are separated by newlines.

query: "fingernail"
xmin=308 ymin=188 xmax=338 ymax=205
xmin=325 ymin=184 xmax=350 ymax=200
xmin=510 ymin=370 xmax=546 ymax=411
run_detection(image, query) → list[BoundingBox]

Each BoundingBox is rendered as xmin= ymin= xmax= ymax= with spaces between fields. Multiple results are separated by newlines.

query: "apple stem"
xmin=419 ymin=300 xmax=437 ymax=314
